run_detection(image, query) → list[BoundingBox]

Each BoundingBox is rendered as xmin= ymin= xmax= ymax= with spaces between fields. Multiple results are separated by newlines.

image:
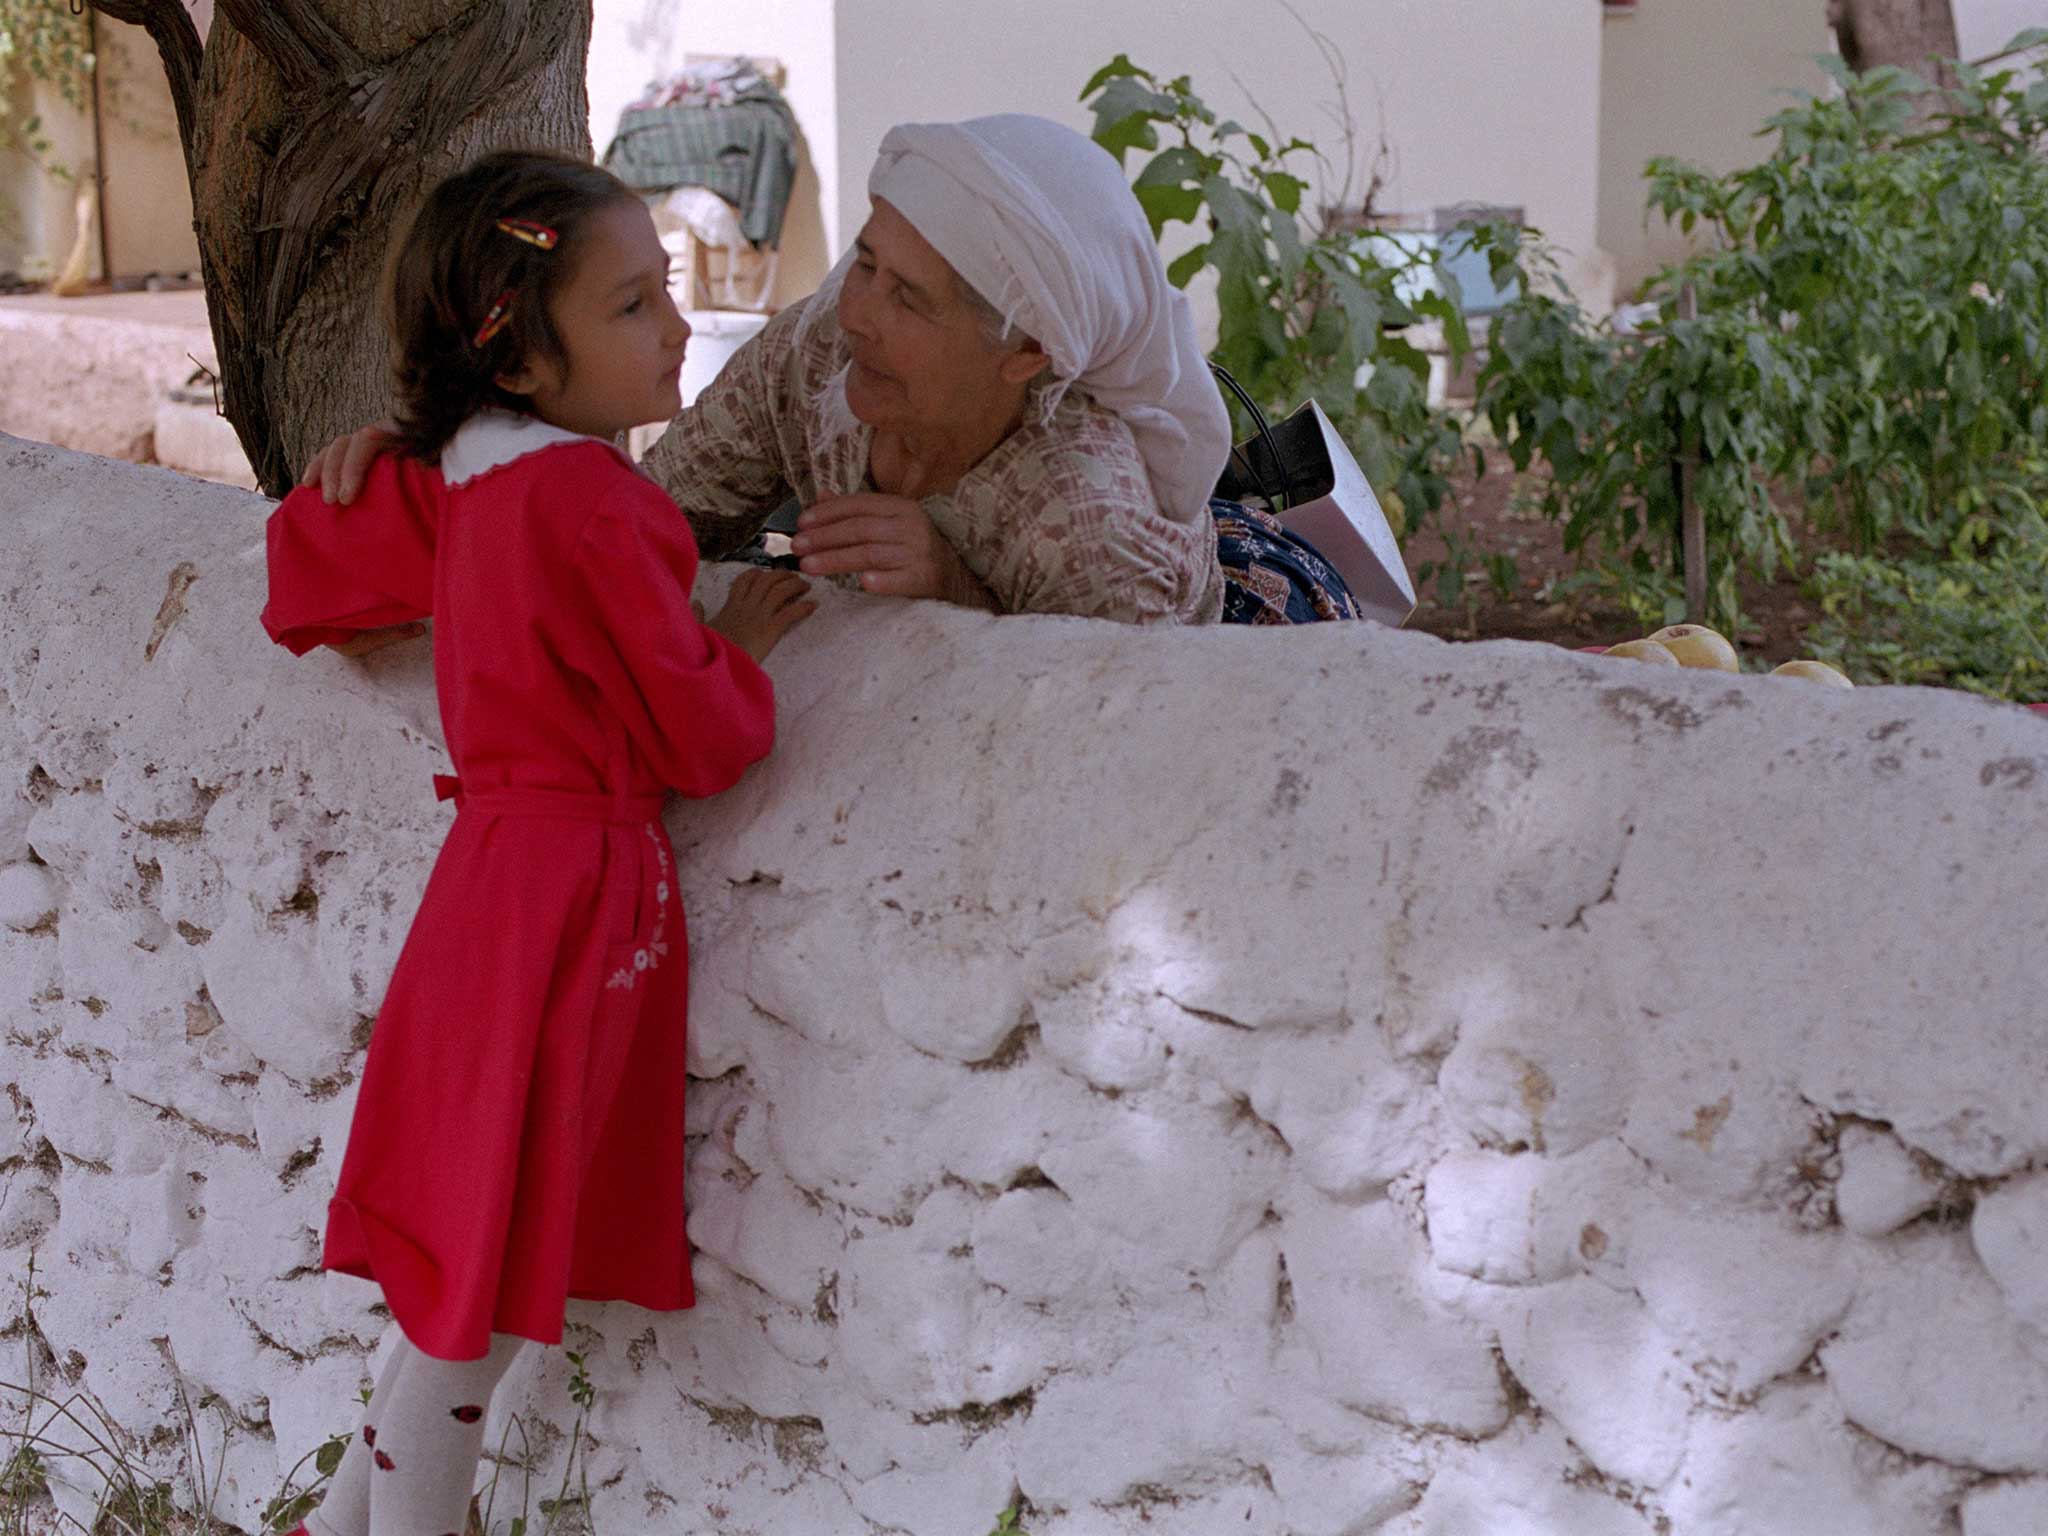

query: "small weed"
xmin=3 ymin=1246 xmax=603 ymax=1536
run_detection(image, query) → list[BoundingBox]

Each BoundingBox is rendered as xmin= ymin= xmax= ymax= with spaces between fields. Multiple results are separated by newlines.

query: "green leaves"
xmin=1165 ymin=242 xmax=1210 ymax=289
xmin=314 ymin=1434 xmax=347 ymax=1477
xmin=1472 ymin=33 xmax=2048 ymax=659
xmin=1812 ymin=527 xmax=2048 ymax=698
xmin=1080 ymin=54 xmax=1468 ymax=543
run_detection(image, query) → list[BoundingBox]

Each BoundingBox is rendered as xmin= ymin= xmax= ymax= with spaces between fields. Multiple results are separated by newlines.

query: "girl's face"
xmin=499 ymin=199 xmax=690 ymax=439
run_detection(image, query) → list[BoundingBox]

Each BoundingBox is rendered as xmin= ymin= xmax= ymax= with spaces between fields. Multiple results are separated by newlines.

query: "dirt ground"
xmin=1400 ymin=453 xmax=1824 ymax=669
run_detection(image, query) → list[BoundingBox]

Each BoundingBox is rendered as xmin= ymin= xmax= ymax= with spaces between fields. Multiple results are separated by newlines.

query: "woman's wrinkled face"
xmin=836 ymin=198 xmax=1023 ymax=438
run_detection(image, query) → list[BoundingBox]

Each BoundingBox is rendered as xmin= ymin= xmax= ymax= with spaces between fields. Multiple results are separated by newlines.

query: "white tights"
xmin=306 ymin=1332 xmax=527 ymax=1536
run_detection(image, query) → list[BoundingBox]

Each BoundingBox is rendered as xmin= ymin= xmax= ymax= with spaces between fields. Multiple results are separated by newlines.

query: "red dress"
xmin=261 ymin=412 xmax=774 ymax=1360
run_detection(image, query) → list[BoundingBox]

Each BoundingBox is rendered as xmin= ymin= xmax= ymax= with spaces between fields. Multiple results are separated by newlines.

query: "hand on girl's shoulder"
xmin=298 ymin=419 xmax=401 ymax=506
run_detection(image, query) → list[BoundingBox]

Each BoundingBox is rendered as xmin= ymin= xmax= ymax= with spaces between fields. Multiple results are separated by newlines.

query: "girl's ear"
xmin=494 ymin=357 xmax=544 ymax=398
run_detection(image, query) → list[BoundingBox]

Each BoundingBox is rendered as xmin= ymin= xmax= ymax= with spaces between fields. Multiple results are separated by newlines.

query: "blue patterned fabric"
xmin=1212 ymin=499 xmax=1366 ymax=624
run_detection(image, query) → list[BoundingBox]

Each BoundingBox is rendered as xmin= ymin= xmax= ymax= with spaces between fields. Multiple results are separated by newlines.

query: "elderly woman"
xmin=310 ymin=114 xmax=1360 ymax=626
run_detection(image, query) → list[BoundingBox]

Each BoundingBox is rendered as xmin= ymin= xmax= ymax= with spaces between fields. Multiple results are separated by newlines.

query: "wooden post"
xmin=1678 ymin=283 xmax=1706 ymax=622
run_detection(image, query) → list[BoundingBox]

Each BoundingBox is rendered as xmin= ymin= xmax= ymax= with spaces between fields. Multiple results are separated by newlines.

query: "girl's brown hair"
xmin=384 ymin=149 xmax=639 ymax=460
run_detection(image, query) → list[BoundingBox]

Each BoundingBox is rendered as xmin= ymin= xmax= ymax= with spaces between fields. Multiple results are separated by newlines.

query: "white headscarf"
xmin=845 ymin=113 xmax=1230 ymax=529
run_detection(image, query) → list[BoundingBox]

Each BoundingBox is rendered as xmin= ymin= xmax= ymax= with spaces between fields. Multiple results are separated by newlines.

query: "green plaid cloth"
xmin=602 ymin=86 xmax=798 ymax=247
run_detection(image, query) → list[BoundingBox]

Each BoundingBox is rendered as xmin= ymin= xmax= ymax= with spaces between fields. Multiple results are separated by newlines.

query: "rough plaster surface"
xmin=3 ymin=431 xmax=2047 ymax=1534
xmin=0 ymin=292 xmax=223 ymax=466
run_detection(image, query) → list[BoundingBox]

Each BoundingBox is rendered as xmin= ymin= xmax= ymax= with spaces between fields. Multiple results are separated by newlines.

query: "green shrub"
xmin=1471 ymin=31 xmax=2048 ymax=634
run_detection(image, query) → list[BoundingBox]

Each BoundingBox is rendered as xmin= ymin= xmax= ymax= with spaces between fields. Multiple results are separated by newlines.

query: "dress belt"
xmin=433 ymin=774 xmax=664 ymax=823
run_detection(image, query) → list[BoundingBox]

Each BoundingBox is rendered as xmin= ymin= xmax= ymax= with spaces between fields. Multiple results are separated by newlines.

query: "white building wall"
xmin=97 ymin=19 xmax=201 ymax=279
xmin=10 ymin=434 xmax=2048 ymax=1535
xmin=588 ymin=0 xmax=1611 ymax=312
xmin=1597 ymin=0 xmax=1835 ymax=297
xmin=1954 ymin=0 xmax=2048 ymax=60
xmin=0 ymin=15 xmax=200 ymax=283
xmin=831 ymin=0 xmax=1608 ymax=298
xmin=0 ymin=75 xmax=101 ymax=282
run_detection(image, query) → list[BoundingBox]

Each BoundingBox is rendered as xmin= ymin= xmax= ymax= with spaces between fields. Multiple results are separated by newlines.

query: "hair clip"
xmin=495 ymin=217 xmax=558 ymax=251
xmin=473 ymin=289 xmax=517 ymax=347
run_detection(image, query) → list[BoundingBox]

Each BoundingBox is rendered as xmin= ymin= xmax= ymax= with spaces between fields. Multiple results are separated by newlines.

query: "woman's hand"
xmin=790 ymin=494 xmax=998 ymax=610
xmin=300 ymin=420 xmax=400 ymax=505
xmin=706 ymin=569 xmax=817 ymax=662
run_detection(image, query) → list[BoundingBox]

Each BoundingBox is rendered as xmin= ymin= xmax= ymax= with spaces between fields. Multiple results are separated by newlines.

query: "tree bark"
xmin=1827 ymin=0 xmax=1960 ymax=82
xmin=88 ymin=0 xmax=593 ymax=495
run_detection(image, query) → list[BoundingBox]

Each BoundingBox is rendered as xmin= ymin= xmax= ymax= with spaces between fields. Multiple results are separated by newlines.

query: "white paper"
xmin=1277 ymin=401 xmax=1418 ymax=626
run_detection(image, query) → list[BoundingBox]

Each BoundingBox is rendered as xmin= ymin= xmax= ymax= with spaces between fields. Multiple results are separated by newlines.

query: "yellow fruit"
xmin=1646 ymin=624 xmax=1741 ymax=673
xmin=1601 ymin=638 xmax=1681 ymax=666
xmin=1770 ymin=659 xmax=1854 ymax=689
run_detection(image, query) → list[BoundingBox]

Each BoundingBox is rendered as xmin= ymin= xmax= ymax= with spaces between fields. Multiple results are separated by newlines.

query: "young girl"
xmin=260 ymin=149 xmax=813 ymax=1536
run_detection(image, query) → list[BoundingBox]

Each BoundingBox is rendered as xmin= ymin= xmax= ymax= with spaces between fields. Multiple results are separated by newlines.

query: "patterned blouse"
xmin=639 ymin=295 xmax=1226 ymax=624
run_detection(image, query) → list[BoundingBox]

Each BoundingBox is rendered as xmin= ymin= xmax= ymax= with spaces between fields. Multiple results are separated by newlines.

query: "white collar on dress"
xmin=441 ymin=410 xmax=620 ymax=488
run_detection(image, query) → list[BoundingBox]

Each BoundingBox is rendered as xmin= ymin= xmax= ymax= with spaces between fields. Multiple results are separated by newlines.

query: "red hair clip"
xmin=494 ymin=217 xmax=558 ymax=250
xmin=473 ymin=289 xmax=517 ymax=347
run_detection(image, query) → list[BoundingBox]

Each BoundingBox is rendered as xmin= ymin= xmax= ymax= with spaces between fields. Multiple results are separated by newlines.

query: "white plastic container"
xmin=679 ymin=308 xmax=768 ymax=406
xmin=628 ymin=307 xmax=769 ymax=458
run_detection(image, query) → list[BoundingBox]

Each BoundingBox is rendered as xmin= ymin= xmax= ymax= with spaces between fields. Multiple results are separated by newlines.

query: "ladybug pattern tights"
xmin=303 ymin=1331 xmax=527 ymax=1536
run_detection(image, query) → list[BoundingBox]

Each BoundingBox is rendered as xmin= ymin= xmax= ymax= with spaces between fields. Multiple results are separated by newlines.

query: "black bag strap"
xmin=1208 ymin=362 xmax=1289 ymax=511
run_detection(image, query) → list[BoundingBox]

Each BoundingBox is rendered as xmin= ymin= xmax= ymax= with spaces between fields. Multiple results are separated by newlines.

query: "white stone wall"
xmin=4 ymin=431 xmax=2048 ymax=1535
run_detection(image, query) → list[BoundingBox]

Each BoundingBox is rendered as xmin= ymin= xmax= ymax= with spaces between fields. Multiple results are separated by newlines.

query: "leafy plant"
xmin=1808 ymin=522 xmax=2048 ymax=699
xmin=1079 ymin=54 xmax=1469 ymax=565
xmin=0 ymin=1249 xmax=241 ymax=1535
xmin=259 ymin=1399 xmax=355 ymax=1533
xmin=1471 ymin=30 xmax=2048 ymax=644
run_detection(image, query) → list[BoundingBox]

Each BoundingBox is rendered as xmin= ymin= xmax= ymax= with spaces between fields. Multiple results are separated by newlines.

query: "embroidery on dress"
xmin=606 ymin=824 xmax=672 ymax=991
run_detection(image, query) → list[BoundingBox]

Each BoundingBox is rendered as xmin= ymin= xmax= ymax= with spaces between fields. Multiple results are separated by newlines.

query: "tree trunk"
xmin=88 ymin=0 xmax=592 ymax=495
xmin=1827 ymin=0 xmax=1961 ymax=82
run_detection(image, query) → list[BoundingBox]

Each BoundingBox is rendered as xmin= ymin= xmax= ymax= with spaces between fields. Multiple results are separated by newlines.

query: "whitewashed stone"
xmin=1836 ymin=1122 xmax=1946 ymax=1235
xmin=0 ymin=858 xmax=58 ymax=928
xmin=1425 ymin=1148 xmax=1549 ymax=1282
xmin=1974 ymin=1172 xmax=2048 ymax=1334
xmin=1389 ymin=1418 xmax=1658 ymax=1535
xmin=1627 ymin=1202 xmax=1855 ymax=1399
xmin=1824 ymin=1228 xmax=2048 ymax=1472
xmin=1428 ymin=1138 xmax=1645 ymax=1289
xmin=0 ymin=927 xmax=60 ymax=1007
xmin=1963 ymin=1478 xmax=2048 ymax=1536
xmin=0 ymin=1178 xmax=57 ymax=1248
xmin=7 ymin=435 xmax=2048 ymax=1533
xmin=1432 ymin=936 xmax=1634 ymax=1158
xmin=0 ymin=774 xmax=32 ymax=862
xmin=1287 ymin=1195 xmax=1509 ymax=1436
xmin=1264 ymin=1442 xmax=1420 ymax=1536
xmin=1665 ymin=1380 xmax=1967 ymax=1536
xmin=1497 ymin=1276 xmax=1693 ymax=1488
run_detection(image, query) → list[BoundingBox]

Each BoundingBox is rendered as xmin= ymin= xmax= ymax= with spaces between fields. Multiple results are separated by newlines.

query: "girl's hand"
xmin=790 ymin=494 xmax=998 ymax=611
xmin=300 ymin=419 xmax=400 ymax=505
xmin=707 ymin=569 xmax=816 ymax=662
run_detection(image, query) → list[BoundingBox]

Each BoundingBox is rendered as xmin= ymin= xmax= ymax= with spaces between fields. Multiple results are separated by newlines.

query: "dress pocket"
xmin=601 ymin=821 xmax=674 ymax=995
